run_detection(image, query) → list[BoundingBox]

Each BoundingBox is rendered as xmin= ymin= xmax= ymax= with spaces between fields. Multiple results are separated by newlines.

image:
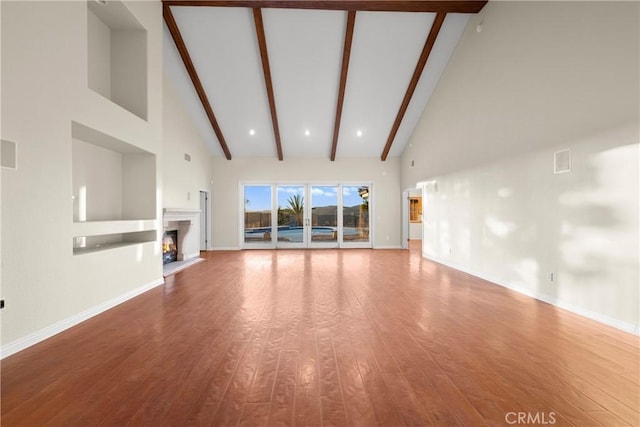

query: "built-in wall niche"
xmin=72 ymin=121 xmax=156 ymax=222
xmin=73 ymin=230 xmax=156 ymax=255
xmin=87 ymin=0 xmax=147 ymax=120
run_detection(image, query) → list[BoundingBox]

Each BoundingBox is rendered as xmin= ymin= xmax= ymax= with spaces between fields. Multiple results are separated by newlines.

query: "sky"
xmin=244 ymin=185 xmax=368 ymax=212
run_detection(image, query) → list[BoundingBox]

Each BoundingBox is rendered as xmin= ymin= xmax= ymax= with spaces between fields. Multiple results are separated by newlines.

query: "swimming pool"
xmin=245 ymin=226 xmax=364 ymax=243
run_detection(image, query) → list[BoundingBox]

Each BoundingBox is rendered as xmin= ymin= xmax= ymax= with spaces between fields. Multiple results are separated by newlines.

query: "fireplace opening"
xmin=162 ymin=230 xmax=178 ymax=265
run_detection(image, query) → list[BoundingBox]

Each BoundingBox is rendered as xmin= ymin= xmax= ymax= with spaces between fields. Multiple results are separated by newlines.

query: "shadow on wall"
xmin=423 ymin=131 xmax=638 ymax=330
xmin=481 ymin=140 xmax=638 ymax=328
xmin=555 ymin=142 xmax=638 ymax=323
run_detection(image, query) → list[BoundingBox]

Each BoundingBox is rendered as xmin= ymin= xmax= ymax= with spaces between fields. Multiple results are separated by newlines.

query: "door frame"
xmin=199 ymin=189 xmax=212 ymax=251
xmin=401 ymin=190 xmax=410 ymax=249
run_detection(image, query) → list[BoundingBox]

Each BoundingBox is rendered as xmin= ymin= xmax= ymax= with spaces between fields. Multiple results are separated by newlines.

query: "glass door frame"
xmin=275 ymin=184 xmax=307 ymax=249
xmin=240 ymin=183 xmax=276 ymax=249
xmin=307 ymin=184 xmax=340 ymax=249
xmin=240 ymin=181 xmax=373 ymax=250
xmin=339 ymin=183 xmax=373 ymax=249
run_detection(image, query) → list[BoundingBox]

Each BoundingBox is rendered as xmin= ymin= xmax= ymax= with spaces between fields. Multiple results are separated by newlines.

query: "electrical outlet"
xmin=187 ymin=191 xmax=191 ymax=200
xmin=547 ymin=272 xmax=555 ymax=282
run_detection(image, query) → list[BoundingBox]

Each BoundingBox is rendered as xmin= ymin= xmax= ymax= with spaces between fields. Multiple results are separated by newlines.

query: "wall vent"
xmin=1 ymin=139 xmax=17 ymax=169
xmin=554 ymin=149 xmax=571 ymax=174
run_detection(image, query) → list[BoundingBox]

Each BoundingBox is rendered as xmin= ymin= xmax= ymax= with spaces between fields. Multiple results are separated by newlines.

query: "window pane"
xmin=277 ymin=185 xmax=304 ymax=243
xmin=244 ymin=185 xmax=272 ymax=243
xmin=311 ymin=186 xmax=337 ymax=242
xmin=343 ymin=185 xmax=369 ymax=242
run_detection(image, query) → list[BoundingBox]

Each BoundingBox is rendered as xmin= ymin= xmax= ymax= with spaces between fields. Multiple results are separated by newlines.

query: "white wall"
xmin=162 ymin=73 xmax=213 ymax=255
xmin=162 ymin=75 xmax=215 ymax=249
xmin=0 ymin=0 xmax=3 ymax=344
xmin=112 ymin=29 xmax=148 ymax=120
xmin=211 ymin=157 xmax=401 ymax=249
xmin=87 ymin=9 xmax=111 ymax=99
xmin=1 ymin=1 xmax=163 ymax=353
xmin=402 ymin=1 xmax=639 ymax=333
xmin=72 ymin=140 xmax=123 ymax=221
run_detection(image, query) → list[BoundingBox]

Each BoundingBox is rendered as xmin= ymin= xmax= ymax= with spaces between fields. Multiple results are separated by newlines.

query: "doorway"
xmin=242 ymin=183 xmax=372 ymax=249
xmin=402 ymin=188 xmax=423 ymax=250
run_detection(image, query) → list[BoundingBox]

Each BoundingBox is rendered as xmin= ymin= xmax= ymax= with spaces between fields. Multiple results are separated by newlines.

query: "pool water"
xmin=245 ymin=226 xmax=363 ymax=243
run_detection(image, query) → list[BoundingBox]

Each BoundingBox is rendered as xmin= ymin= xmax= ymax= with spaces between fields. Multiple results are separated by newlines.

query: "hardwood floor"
xmin=2 ymin=243 xmax=639 ymax=426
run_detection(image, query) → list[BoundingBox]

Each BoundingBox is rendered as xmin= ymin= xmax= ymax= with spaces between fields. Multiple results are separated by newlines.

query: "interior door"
xmin=275 ymin=185 xmax=306 ymax=248
xmin=308 ymin=185 xmax=339 ymax=248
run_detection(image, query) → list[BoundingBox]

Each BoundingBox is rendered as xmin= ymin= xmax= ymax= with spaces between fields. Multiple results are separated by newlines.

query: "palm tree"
xmin=358 ymin=187 xmax=369 ymax=206
xmin=285 ymin=194 xmax=304 ymax=226
xmin=357 ymin=187 xmax=369 ymax=234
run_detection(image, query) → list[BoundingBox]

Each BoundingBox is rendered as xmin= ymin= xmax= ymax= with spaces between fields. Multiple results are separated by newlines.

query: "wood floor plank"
xmin=213 ymin=322 xmax=271 ymax=426
xmin=294 ymin=336 xmax=321 ymax=427
xmin=268 ymin=350 xmax=298 ymax=426
xmin=188 ymin=340 xmax=249 ymax=425
xmin=1 ymin=244 xmax=638 ymax=426
xmin=239 ymin=402 xmax=271 ymax=427
xmin=332 ymin=336 xmax=377 ymax=426
xmin=249 ymin=328 xmax=286 ymax=403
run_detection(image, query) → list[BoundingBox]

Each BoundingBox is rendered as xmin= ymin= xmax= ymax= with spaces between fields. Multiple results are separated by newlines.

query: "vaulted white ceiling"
xmin=163 ymin=1 xmax=485 ymax=160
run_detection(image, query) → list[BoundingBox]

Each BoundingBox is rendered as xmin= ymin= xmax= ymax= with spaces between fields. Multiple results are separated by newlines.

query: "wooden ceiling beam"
xmin=163 ymin=4 xmax=232 ymax=160
xmin=330 ymin=10 xmax=356 ymax=161
xmin=162 ymin=0 xmax=487 ymax=14
xmin=380 ymin=11 xmax=445 ymax=161
xmin=253 ymin=8 xmax=284 ymax=161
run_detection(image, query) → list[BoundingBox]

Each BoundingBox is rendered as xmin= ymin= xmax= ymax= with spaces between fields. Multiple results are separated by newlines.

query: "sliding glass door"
xmin=243 ymin=185 xmax=273 ymax=247
xmin=308 ymin=185 xmax=338 ymax=248
xmin=276 ymin=185 xmax=306 ymax=248
xmin=342 ymin=185 xmax=370 ymax=245
xmin=242 ymin=183 xmax=371 ymax=249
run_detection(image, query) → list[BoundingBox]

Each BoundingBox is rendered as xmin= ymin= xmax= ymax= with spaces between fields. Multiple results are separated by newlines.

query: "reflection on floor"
xmin=2 ymin=247 xmax=638 ymax=425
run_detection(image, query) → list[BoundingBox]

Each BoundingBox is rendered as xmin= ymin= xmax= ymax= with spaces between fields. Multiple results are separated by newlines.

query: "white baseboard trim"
xmin=211 ymin=247 xmax=241 ymax=251
xmin=423 ymin=253 xmax=639 ymax=336
xmin=1 ymin=277 xmax=165 ymax=359
xmin=374 ymin=245 xmax=404 ymax=249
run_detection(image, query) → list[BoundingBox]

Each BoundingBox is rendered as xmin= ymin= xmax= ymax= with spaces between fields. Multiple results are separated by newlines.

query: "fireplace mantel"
xmin=162 ymin=208 xmax=201 ymax=227
xmin=162 ymin=208 xmax=201 ymax=260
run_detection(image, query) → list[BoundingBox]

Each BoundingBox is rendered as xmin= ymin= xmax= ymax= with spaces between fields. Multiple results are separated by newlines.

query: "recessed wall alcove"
xmin=87 ymin=0 xmax=148 ymax=120
xmin=71 ymin=121 xmax=157 ymax=255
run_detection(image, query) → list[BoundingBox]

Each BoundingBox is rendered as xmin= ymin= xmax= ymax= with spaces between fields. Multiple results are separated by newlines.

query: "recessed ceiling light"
xmin=356 ymin=130 xmax=363 ymax=137
xmin=249 ymin=129 xmax=255 ymax=136
xmin=304 ymin=129 xmax=310 ymax=136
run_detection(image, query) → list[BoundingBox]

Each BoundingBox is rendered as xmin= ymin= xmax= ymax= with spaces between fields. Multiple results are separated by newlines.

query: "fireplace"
xmin=162 ymin=208 xmax=201 ymax=262
xmin=162 ymin=230 xmax=178 ymax=265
